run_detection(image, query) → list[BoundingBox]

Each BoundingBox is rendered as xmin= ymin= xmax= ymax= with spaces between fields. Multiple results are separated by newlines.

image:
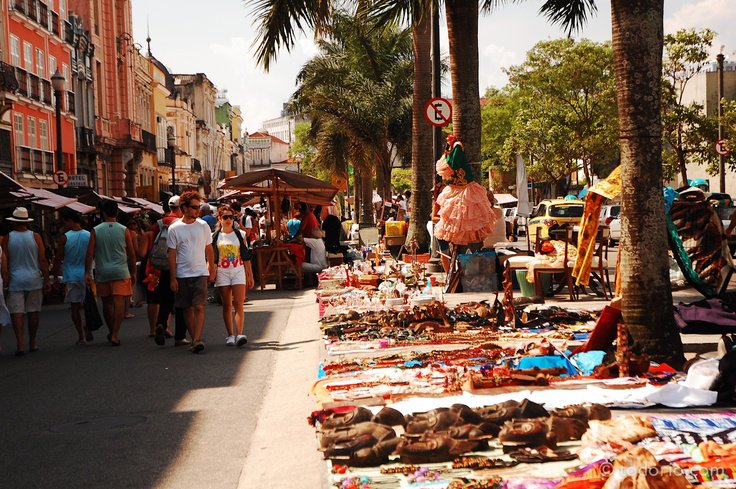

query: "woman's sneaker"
xmin=236 ymin=335 xmax=248 ymax=347
xmin=225 ymin=335 xmax=236 ymax=346
xmin=191 ymin=341 xmax=205 ymax=354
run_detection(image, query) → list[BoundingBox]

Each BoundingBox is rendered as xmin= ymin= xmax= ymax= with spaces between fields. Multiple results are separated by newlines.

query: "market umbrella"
xmin=219 ymin=169 xmax=338 ymax=241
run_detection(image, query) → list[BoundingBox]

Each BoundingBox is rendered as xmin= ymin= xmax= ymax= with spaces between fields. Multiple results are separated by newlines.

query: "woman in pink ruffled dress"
xmin=434 ymin=135 xmax=495 ymax=246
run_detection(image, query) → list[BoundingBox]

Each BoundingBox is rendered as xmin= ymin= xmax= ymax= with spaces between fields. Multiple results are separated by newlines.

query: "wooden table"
xmin=255 ymin=245 xmax=302 ymax=290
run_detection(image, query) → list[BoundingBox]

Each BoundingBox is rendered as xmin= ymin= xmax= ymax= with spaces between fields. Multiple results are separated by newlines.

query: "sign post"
xmin=52 ymin=170 xmax=69 ymax=187
xmin=715 ymin=139 xmax=730 ymax=156
xmin=424 ymin=97 xmax=452 ymax=127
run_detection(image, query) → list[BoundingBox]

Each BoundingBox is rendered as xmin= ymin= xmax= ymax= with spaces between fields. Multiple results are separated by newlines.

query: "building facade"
xmin=165 ymin=90 xmax=197 ymax=195
xmin=261 ymin=107 xmax=306 ymax=147
xmin=72 ymin=0 xmax=139 ymax=196
xmin=69 ymin=13 xmax=95 ymax=188
xmin=679 ymin=62 xmax=736 ymax=191
xmin=174 ymin=73 xmax=217 ymax=196
xmin=0 ymin=0 xmax=20 ymax=175
xmin=5 ymin=0 xmax=77 ymax=188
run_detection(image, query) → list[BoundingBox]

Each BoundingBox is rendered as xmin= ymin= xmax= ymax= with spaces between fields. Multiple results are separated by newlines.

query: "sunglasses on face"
xmin=221 ymin=215 xmax=234 ymax=220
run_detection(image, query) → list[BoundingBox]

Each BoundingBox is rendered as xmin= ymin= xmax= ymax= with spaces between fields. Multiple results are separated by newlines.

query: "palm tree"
xmin=537 ymin=0 xmax=684 ymax=366
xmin=289 ymin=12 xmax=414 ymax=225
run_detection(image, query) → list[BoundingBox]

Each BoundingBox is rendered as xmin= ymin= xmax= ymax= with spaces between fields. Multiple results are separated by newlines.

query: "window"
xmin=10 ymin=36 xmax=21 ymax=66
xmin=13 ymin=113 xmax=24 ymax=147
xmin=24 ymin=42 xmax=33 ymax=72
xmin=27 ymin=117 xmax=37 ymax=148
xmin=59 ymin=0 xmax=66 ymax=20
xmin=39 ymin=120 xmax=48 ymax=150
xmin=36 ymin=49 xmax=45 ymax=78
xmin=62 ymin=63 xmax=69 ymax=83
xmin=549 ymin=205 xmax=584 ymax=218
xmin=49 ymin=56 xmax=57 ymax=76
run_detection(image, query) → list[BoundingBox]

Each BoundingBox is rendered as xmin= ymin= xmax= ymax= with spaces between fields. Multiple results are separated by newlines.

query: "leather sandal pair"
xmin=508 ymin=446 xmax=578 ymax=463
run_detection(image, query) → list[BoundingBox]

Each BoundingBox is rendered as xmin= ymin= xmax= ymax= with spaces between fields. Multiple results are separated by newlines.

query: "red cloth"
xmin=572 ymin=305 xmax=622 ymax=354
xmin=282 ymin=243 xmax=306 ymax=270
xmin=299 ymin=211 xmax=320 ymax=238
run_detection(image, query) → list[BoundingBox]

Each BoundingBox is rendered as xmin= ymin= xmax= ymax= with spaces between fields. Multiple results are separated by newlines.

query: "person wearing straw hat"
xmin=1 ymin=207 xmax=51 ymax=356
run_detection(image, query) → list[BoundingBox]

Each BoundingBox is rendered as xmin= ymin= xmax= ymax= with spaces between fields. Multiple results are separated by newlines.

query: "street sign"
xmin=715 ymin=139 xmax=731 ymax=156
xmin=424 ymin=97 xmax=453 ymax=127
xmin=52 ymin=170 xmax=69 ymax=186
xmin=68 ymin=174 xmax=89 ymax=187
xmin=332 ymin=174 xmax=348 ymax=192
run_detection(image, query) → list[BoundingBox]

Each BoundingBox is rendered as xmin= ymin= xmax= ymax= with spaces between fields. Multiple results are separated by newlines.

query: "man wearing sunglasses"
xmin=167 ymin=191 xmax=216 ymax=353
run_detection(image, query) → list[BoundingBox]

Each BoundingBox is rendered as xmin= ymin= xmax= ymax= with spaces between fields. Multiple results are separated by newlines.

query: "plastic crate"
xmin=384 ymin=221 xmax=406 ymax=237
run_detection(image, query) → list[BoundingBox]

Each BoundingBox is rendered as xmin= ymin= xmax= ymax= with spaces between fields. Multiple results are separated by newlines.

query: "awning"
xmin=11 ymin=187 xmax=95 ymax=214
xmin=219 ymin=168 xmax=338 ymax=205
xmin=126 ymin=197 xmax=164 ymax=215
xmin=494 ymin=193 xmax=518 ymax=206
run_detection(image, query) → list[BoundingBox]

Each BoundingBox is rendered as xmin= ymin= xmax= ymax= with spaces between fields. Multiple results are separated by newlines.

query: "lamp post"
xmin=51 ymin=69 xmax=65 ymax=182
xmin=167 ymin=127 xmax=177 ymax=195
xmin=717 ymin=52 xmax=726 ymax=193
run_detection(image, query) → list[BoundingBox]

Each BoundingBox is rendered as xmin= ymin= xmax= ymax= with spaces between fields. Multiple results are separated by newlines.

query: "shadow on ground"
xmin=0 ymin=287 xmax=301 ymax=489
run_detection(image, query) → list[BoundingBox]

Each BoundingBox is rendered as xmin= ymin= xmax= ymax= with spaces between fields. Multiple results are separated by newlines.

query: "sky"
xmin=130 ymin=0 xmax=736 ymax=134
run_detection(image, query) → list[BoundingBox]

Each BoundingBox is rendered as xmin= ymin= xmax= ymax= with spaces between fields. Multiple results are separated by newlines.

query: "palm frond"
xmin=480 ymin=0 xmax=522 ymax=14
xmin=246 ymin=0 xmax=332 ymax=71
xmin=538 ymin=0 xmax=597 ymax=35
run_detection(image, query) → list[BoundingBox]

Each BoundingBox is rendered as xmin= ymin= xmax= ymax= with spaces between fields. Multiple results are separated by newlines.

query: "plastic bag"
xmin=83 ymin=286 xmax=104 ymax=331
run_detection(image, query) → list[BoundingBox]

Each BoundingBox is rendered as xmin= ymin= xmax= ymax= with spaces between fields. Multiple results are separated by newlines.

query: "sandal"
xmin=509 ymin=446 xmax=577 ymax=464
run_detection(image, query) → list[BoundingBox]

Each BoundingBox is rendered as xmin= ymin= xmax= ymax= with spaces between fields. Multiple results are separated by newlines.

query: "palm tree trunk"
xmin=406 ymin=12 xmax=433 ymax=252
xmin=354 ymin=171 xmax=362 ymax=224
xmin=446 ymin=0 xmax=482 ymax=177
xmin=359 ymin=168 xmax=374 ymax=226
xmin=611 ymin=0 xmax=684 ymax=367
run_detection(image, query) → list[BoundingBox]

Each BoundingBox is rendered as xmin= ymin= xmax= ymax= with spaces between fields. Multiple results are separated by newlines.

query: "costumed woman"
xmin=434 ymin=135 xmax=495 ymax=248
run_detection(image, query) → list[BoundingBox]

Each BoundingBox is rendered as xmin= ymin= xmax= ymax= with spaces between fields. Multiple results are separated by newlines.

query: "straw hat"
xmin=6 ymin=207 xmax=34 ymax=223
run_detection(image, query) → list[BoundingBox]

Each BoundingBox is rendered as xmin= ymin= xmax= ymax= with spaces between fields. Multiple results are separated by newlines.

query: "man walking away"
xmin=1 ymin=207 xmax=50 ymax=356
xmin=85 ymin=200 xmax=136 ymax=346
xmin=55 ymin=210 xmax=91 ymax=344
xmin=168 ymin=191 xmax=215 ymax=353
xmin=199 ymin=203 xmax=217 ymax=232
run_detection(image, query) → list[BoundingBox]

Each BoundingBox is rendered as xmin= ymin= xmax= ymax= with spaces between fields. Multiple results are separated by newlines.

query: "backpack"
xmin=213 ymin=229 xmax=252 ymax=264
xmin=150 ymin=219 xmax=170 ymax=270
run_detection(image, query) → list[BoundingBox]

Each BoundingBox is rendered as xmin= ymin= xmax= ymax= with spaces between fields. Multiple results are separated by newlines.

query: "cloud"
xmin=666 ymin=0 xmax=736 ymax=57
xmin=480 ymin=43 xmax=519 ymax=90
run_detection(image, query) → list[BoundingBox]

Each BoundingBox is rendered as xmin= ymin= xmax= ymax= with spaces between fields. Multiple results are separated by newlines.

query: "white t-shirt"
xmin=304 ymin=237 xmax=329 ymax=270
xmin=215 ymin=229 xmax=247 ymax=271
xmin=167 ymin=218 xmax=213 ymax=278
xmin=244 ymin=215 xmax=253 ymax=229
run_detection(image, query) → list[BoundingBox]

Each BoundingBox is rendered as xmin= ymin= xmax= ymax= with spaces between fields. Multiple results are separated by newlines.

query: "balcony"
xmin=66 ymin=91 xmax=75 ymax=115
xmin=28 ymin=73 xmax=40 ymax=101
xmin=11 ymin=0 xmax=25 ymax=14
xmin=16 ymin=146 xmax=54 ymax=174
xmin=51 ymin=11 xmax=59 ymax=36
xmin=0 ymin=62 xmax=19 ymax=93
xmin=64 ymin=20 xmax=73 ymax=44
xmin=77 ymin=127 xmax=95 ymax=151
xmin=15 ymin=68 xmax=27 ymax=97
xmin=41 ymin=79 xmax=51 ymax=104
xmin=38 ymin=2 xmax=48 ymax=30
xmin=141 ymin=130 xmax=156 ymax=153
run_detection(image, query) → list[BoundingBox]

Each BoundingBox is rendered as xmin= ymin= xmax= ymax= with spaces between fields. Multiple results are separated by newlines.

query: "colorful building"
xmin=5 ymin=0 xmax=77 ymax=188
xmin=71 ymin=0 xmax=138 ymax=196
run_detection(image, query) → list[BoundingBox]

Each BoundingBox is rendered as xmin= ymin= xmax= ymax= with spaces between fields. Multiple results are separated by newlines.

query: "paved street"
xmin=0 ymin=288 xmax=325 ymax=489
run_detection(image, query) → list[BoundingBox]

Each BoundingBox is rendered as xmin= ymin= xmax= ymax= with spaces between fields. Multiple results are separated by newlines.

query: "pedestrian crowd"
xmin=0 ymin=190 xmax=254 ymax=356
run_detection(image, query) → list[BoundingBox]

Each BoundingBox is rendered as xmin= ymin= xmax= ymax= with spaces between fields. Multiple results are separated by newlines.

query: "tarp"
xmin=515 ymin=155 xmax=532 ymax=216
xmin=494 ymin=193 xmax=518 ymax=206
xmin=11 ymin=187 xmax=96 ymax=214
xmin=125 ymin=197 xmax=164 ymax=215
xmin=220 ymin=169 xmax=338 ymax=205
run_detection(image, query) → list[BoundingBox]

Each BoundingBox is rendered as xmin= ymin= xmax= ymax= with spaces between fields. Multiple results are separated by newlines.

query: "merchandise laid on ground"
xmin=309 ymin=260 xmax=736 ymax=488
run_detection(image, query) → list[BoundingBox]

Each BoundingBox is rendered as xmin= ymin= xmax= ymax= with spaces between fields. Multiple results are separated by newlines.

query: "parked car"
xmin=502 ymin=207 xmax=528 ymax=237
xmin=608 ymin=217 xmax=621 ymax=245
xmin=526 ymin=199 xmax=585 ymax=242
xmin=600 ymin=204 xmax=620 ymax=226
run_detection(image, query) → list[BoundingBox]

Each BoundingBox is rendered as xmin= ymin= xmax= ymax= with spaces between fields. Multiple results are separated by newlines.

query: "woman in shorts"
xmin=214 ymin=205 xmax=254 ymax=347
